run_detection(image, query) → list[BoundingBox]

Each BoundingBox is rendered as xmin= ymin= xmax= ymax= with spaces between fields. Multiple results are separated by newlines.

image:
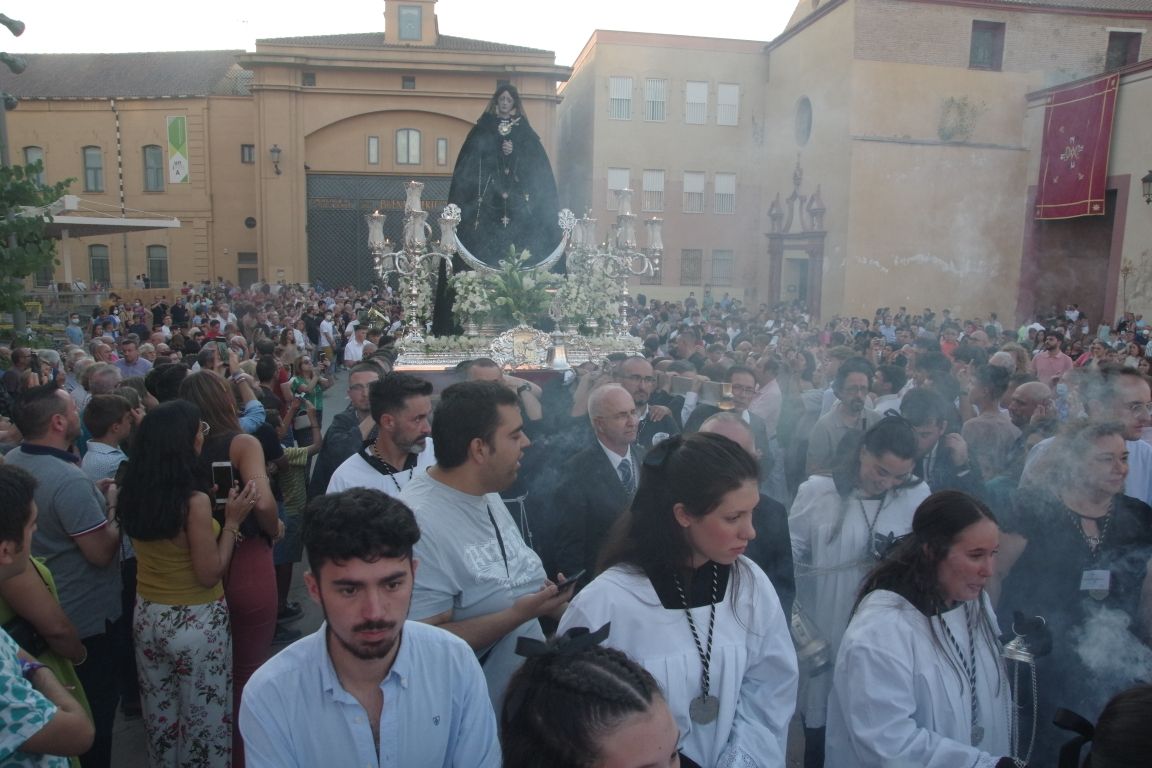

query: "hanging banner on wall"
xmin=1034 ymin=73 xmax=1119 ymax=220
xmin=167 ymin=116 xmax=189 ymax=184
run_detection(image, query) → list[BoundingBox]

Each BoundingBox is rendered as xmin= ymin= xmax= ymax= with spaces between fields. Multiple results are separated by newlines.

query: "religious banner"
xmin=167 ymin=115 xmax=189 ymax=184
xmin=1034 ymin=73 xmax=1119 ymax=220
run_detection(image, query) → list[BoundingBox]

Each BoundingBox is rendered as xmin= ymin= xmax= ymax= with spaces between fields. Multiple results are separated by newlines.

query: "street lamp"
xmin=269 ymin=144 xmax=282 ymax=176
xmin=1142 ymin=170 xmax=1152 ymax=204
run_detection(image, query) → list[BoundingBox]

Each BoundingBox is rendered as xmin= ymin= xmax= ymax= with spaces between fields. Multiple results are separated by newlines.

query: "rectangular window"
xmin=147 ymin=245 xmax=170 ymax=289
xmin=83 ymin=147 xmax=104 ymax=192
xmin=685 ymin=81 xmax=708 ymax=124
xmin=680 ymin=249 xmax=703 ymax=286
xmin=608 ymin=76 xmax=633 ymax=120
xmin=683 ymin=171 xmax=705 ymax=213
xmin=714 ymin=173 xmax=736 ymax=214
xmin=642 ymin=169 xmax=664 ymax=212
xmin=607 ymin=167 xmax=630 ymax=210
xmin=34 ymin=263 xmax=54 ymax=288
xmin=436 ymin=138 xmax=448 ymax=166
xmin=89 ymin=244 xmax=110 ymax=286
xmin=717 ymin=83 xmax=739 ymax=126
xmin=644 ymin=78 xmax=667 ymax=122
xmin=402 ymin=75 xmax=416 ymax=90
xmin=969 ymin=21 xmax=1006 ymax=71
xmin=396 ymin=129 xmax=420 ymax=165
xmin=1106 ymin=31 xmax=1142 ymax=71
xmin=302 ymin=72 xmax=316 ymax=87
xmin=237 ymin=251 xmax=258 ymax=265
xmin=143 ymin=145 xmax=164 ymax=192
xmin=241 ymin=144 xmax=255 ymax=164
xmin=367 ymin=136 xmax=380 ymax=165
xmin=711 ymin=250 xmax=734 ymax=286
xmin=23 ymin=146 xmax=43 ymax=185
xmin=399 ymin=5 xmax=422 ymax=40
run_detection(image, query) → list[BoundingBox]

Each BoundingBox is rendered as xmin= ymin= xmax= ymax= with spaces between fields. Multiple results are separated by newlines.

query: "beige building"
xmin=556 ymin=31 xmax=770 ymax=304
xmin=0 ymin=0 xmax=568 ymax=291
xmin=764 ymin=0 xmax=1152 ymax=321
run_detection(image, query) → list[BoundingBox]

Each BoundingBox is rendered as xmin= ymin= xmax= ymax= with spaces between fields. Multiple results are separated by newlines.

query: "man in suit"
xmin=549 ymin=384 xmax=638 ymax=590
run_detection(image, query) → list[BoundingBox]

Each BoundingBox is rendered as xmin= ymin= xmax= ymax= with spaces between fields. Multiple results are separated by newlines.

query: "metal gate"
xmin=306 ymin=174 xmax=451 ymax=289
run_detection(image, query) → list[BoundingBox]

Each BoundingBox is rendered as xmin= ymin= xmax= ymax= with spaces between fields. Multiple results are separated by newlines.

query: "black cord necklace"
xmin=674 ymin=563 xmax=721 ymax=725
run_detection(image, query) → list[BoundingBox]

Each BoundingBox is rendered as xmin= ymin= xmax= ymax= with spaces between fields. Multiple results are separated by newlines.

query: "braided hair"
xmin=501 ymin=641 xmax=665 ymax=768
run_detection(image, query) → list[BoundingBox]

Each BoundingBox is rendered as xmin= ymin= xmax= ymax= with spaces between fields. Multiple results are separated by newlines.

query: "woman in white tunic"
xmin=826 ymin=491 xmax=1021 ymax=768
xmin=559 ymin=433 xmax=798 ymax=768
xmin=790 ymin=416 xmax=929 ymax=765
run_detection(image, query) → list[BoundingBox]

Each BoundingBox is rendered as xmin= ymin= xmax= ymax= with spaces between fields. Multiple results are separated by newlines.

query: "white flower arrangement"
xmin=450 ymin=271 xmax=491 ymax=320
xmin=556 ymin=255 xmax=620 ymax=329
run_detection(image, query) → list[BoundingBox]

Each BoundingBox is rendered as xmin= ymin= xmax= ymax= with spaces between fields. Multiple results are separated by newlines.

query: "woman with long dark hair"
xmin=789 ymin=415 xmax=929 ymax=765
xmin=559 ymin=433 xmax=797 ymax=768
xmin=825 ymin=491 xmax=1020 ymax=766
xmin=117 ymin=400 xmax=258 ymax=766
xmin=178 ymin=370 xmax=279 ymax=767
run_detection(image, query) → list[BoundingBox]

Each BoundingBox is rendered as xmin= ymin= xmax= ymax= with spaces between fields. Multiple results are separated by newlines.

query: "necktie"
xmin=618 ymin=458 xmax=635 ymax=496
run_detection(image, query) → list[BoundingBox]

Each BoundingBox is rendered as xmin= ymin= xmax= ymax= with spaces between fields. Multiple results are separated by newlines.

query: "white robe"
xmin=558 ymin=560 xmax=798 ymax=768
xmin=826 ymin=591 xmax=1012 ymax=768
xmin=789 ymin=475 xmax=931 ymax=726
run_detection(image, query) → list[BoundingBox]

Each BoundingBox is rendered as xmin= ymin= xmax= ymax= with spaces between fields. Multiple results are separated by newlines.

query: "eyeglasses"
xmin=200 ymin=421 xmax=211 ymax=437
xmin=1124 ymin=401 xmax=1152 ymax=415
xmin=623 ymin=374 xmax=657 ymax=385
xmin=730 ymin=385 xmax=757 ymax=396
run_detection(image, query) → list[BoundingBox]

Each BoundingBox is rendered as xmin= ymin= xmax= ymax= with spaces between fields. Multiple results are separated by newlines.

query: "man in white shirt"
xmin=241 ymin=488 xmax=499 ymax=767
xmin=343 ymin=325 xmax=369 ymax=365
xmin=327 ymin=373 xmax=436 ymax=496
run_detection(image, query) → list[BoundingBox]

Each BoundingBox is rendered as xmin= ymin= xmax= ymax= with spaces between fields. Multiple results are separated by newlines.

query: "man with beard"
xmin=806 ymin=358 xmax=882 ymax=475
xmin=308 ymin=363 xmax=382 ymax=498
xmin=240 ymin=488 xmax=499 ymax=767
xmin=400 ymin=381 xmax=571 ymax=706
xmin=7 ymin=385 xmax=122 ymax=767
xmin=1032 ymin=329 xmax=1074 ymax=386
xmin=327 ymin=373 xmax=436 ymax=496
xmin=614 ymin=356 xmax=679 ymax=452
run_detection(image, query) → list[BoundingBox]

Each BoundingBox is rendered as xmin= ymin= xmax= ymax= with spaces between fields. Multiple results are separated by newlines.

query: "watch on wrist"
xmin=516 ymin=383 xmax=532 ymax=395
xmin=20 ymin=660 xmax=46 ymax=680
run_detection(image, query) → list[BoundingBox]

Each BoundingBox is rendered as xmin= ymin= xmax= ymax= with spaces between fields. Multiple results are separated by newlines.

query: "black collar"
xmin=18 ymin=443 xmax=81 ymax=465
xmin=359 ymin=441 xmax=418 ymax=475
xmin=648 ymin=561 xmax=731 ymax=610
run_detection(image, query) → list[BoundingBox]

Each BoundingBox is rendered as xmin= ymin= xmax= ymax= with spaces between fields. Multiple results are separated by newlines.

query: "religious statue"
xmin=448 ymin=84 xmax=564 ymax=271
xmin=433 ymin=84 xmax=565 ymax=335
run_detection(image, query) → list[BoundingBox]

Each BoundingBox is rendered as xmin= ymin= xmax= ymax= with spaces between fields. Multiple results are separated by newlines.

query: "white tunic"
xmin=826 ymin=591 xmax=1012 ymax=768
xmin=789 ymin=475 xmax=930 ymax=726
xmin=558 ymin=561 xmax=798 ymax=768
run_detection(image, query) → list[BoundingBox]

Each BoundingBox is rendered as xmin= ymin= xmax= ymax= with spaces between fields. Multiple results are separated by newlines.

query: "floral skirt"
xmin=134 ymin=595 xmax=232 ymax=768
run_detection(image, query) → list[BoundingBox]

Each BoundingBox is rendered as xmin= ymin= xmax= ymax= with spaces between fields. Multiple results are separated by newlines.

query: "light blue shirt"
xmin=238 ymin=399 xmax=266 ymax=434
xmin=240 ymin=621 xmax=500 ymax=768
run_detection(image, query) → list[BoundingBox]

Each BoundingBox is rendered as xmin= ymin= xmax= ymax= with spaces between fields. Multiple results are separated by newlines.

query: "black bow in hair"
xmin=515 ymin=623 xmax=611 ymax=659
xmin=1054 ymin=707 xmax=1094 ymax=768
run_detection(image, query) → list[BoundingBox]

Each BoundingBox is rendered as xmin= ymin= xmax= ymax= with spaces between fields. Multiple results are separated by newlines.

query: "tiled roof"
xmin=255 ymin=32 xmax=550 ymax=55
xmin=0 ymin=51 xmax=250 ymax=99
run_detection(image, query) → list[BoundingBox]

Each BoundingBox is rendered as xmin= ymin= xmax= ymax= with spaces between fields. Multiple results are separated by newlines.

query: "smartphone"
xmin=211 ymin=462 xmax=234 ymax=504
xmin=555 ymin=569 xmax=586 ymax=591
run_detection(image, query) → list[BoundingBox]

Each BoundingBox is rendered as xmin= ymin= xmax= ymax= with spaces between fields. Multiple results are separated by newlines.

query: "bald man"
xmin=1007 ymin=381 xmax=1053 ymax=430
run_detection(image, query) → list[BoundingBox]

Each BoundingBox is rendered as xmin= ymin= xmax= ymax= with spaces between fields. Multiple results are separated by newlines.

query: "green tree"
xmin=0 ymin=160 xmax=71 ymax=312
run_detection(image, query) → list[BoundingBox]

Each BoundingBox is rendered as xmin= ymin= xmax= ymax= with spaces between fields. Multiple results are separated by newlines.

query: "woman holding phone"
xmin=117 ymin=400 xmax=258 ymax=766
xmin=179 ymin=370 xmax=278 ymax=768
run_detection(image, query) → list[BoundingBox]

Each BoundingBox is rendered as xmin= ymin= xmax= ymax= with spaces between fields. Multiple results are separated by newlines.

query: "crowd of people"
xmin=0 ymin=280 xmax=1151 ymax=768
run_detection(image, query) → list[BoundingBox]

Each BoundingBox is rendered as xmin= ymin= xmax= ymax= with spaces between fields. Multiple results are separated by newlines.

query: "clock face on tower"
xmin=399 ymin=6 xmax=421 ymax=41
